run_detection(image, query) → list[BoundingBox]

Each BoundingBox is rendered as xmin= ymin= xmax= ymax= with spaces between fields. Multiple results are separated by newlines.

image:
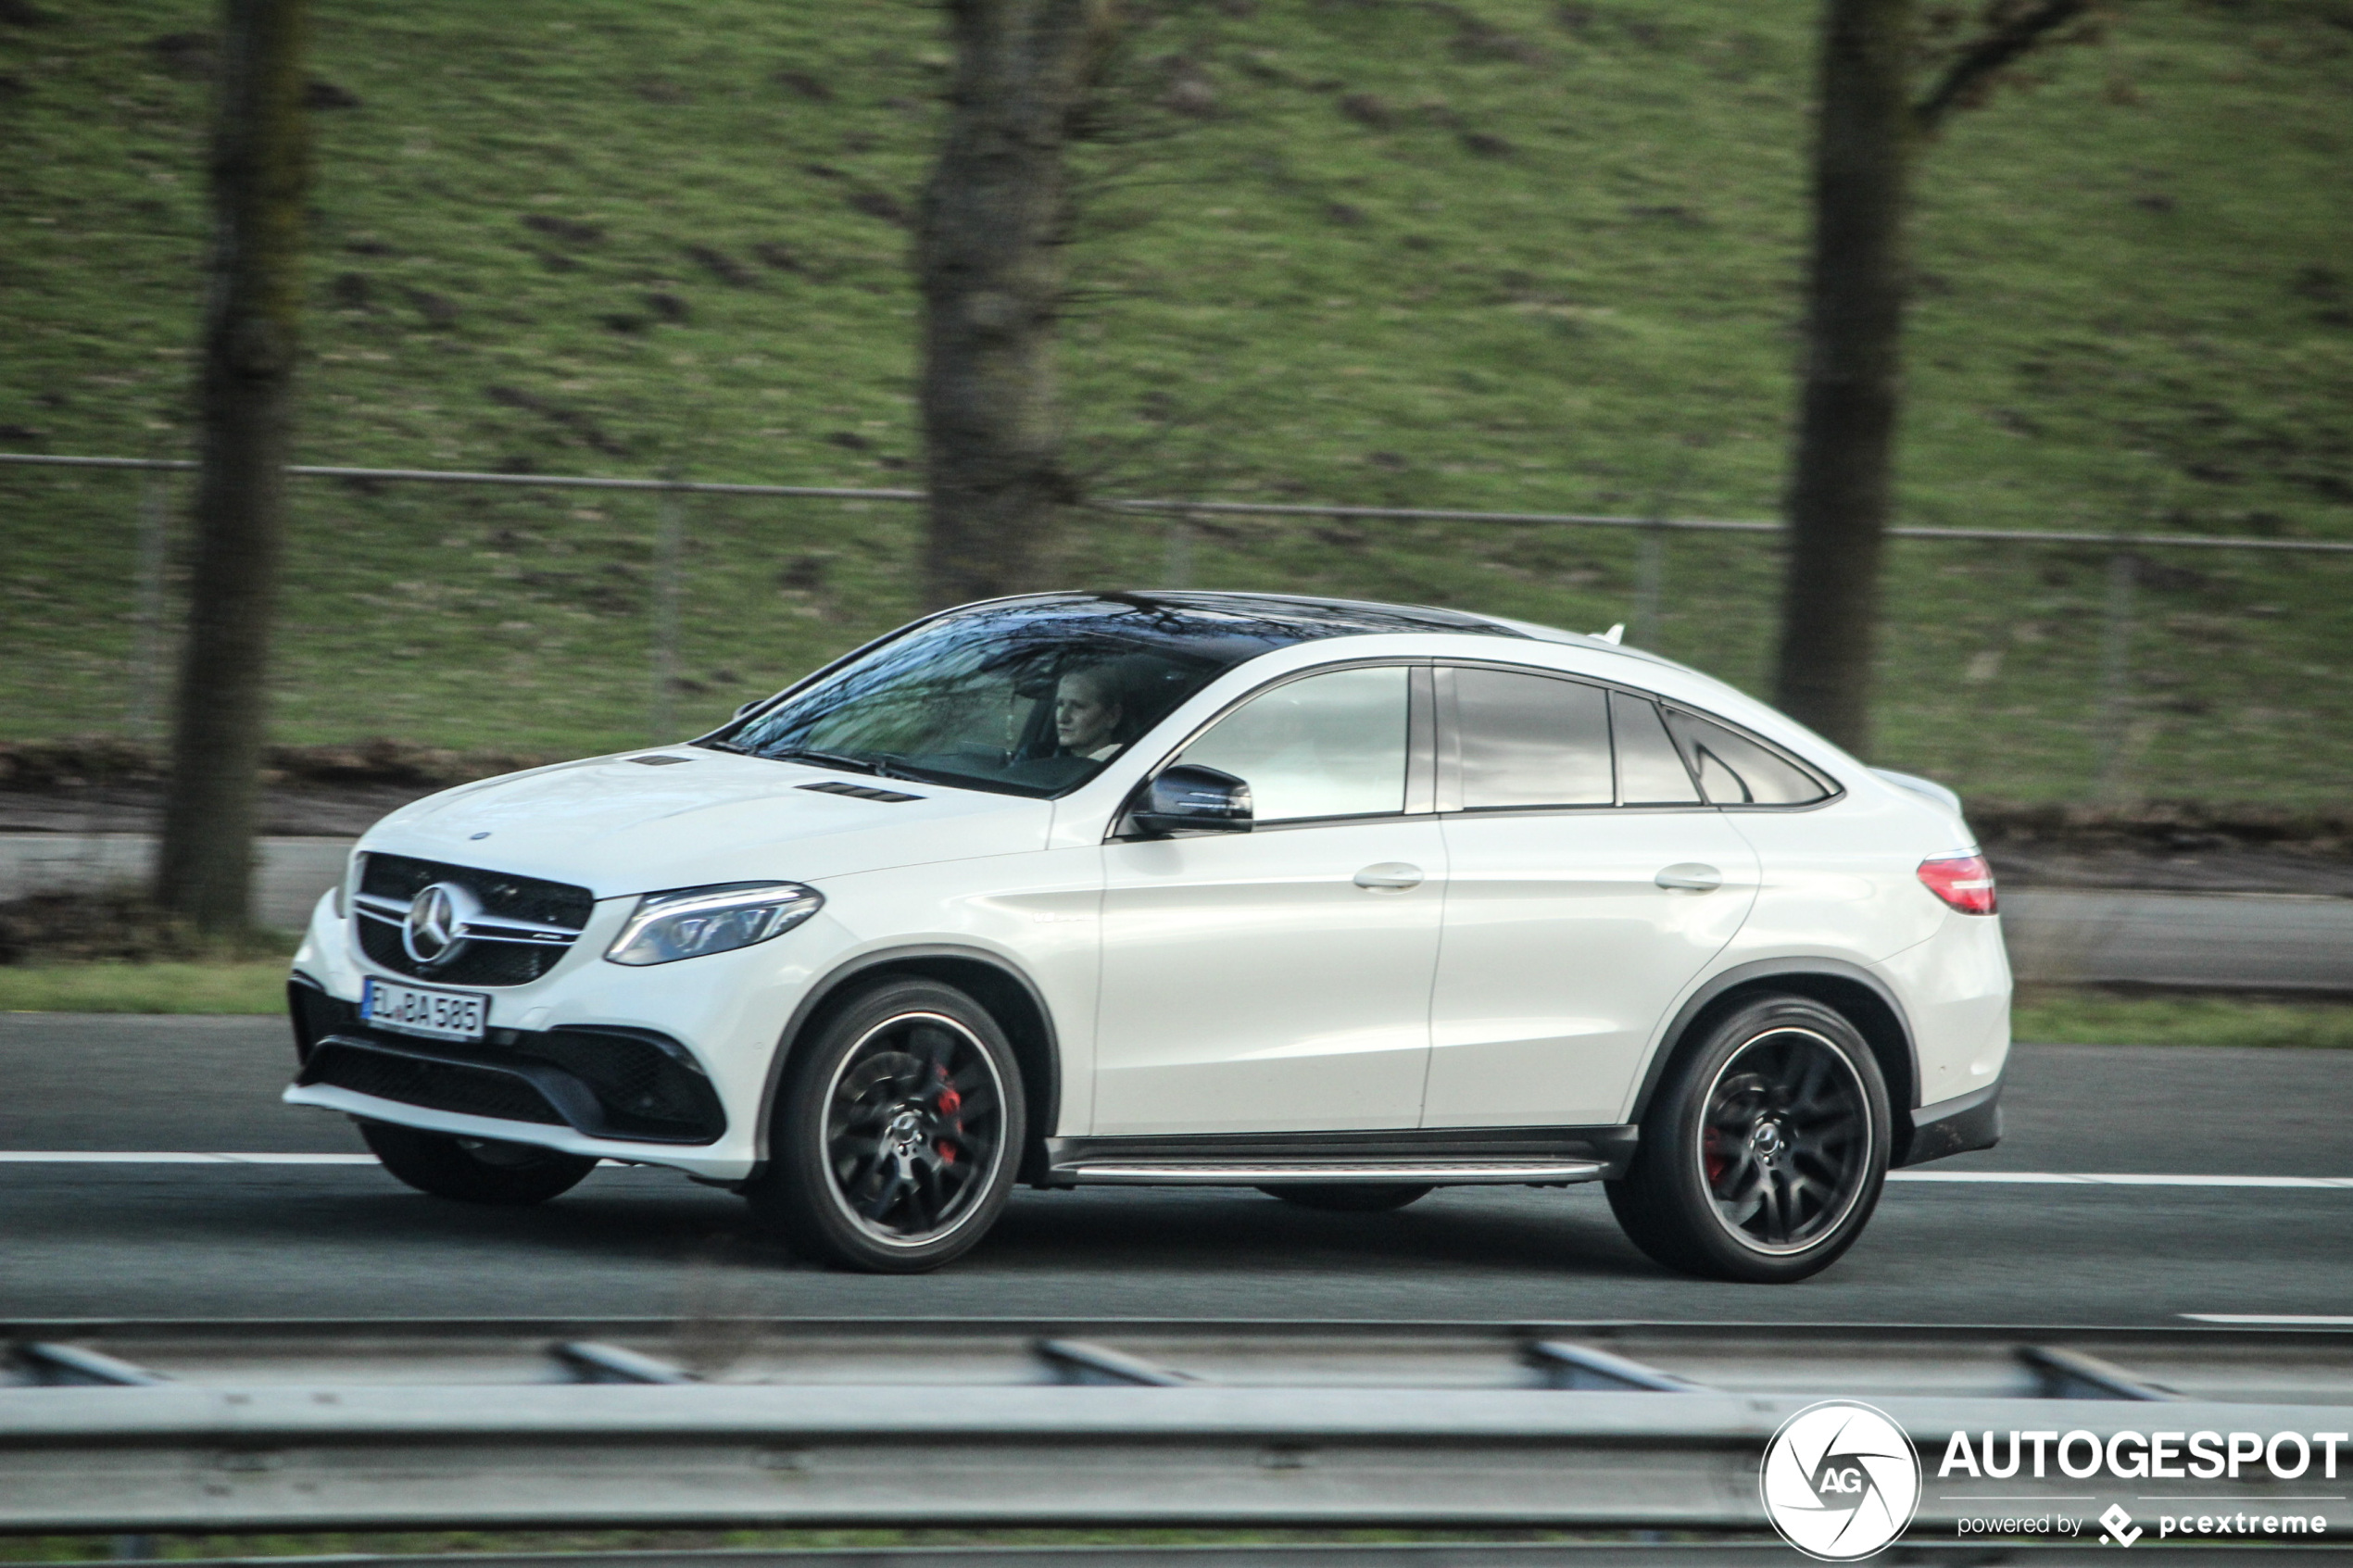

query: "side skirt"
xmin=1042 ymin=1125 xmax=1636 ymax=1188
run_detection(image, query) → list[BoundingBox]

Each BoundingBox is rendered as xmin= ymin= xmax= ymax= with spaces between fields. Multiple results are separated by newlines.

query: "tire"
xmin=1606 ymin=994 xmax=1891 ymax=1284
xmin=359 ymin=1121 xmax=598 ymax=1206
xmin=1260 ymin=1184 xmax=1432 ymax=1212
xmin=743 ymin=977 xmax=1025 ymax=1273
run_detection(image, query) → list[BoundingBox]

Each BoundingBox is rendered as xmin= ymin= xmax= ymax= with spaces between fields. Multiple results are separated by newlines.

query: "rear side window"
xmin=1455 ymin=669 xmax=1612 ymax=809
xmin=1612 ymin=692 xmax=1702 ymax=805
xmin=1664 ymin=709 xmax=1831 ymax=806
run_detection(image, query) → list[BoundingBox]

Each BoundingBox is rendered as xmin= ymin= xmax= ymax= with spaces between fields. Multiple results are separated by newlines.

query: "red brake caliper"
xmin=1703 ymin=1128 xmax=1729 ymax=1187
xmin=935 ymin=1078 xmax=963 ymax=1163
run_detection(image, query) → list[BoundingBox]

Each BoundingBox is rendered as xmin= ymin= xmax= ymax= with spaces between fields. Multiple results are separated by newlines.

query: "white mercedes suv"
xmin=285 ymin=591 xmax=2008 ymax=1282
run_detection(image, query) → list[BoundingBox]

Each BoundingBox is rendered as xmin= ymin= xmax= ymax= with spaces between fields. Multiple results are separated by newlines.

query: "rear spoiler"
xmin=1869 ymin=767 xmax=1964 ymax=817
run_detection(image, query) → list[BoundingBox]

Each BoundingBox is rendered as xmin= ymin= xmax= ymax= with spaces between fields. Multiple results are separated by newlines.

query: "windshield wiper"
xmin=698 ymin=738 xmax=753 ymax=756
xmin=863 ymin=753 xmax=974 ymax=787
xmin=762 ymin=746 xmax=893 ymax=779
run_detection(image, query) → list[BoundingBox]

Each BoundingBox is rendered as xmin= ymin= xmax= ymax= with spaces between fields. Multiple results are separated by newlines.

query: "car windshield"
xmin=711 ymin=595 xmax=1456 ymax=797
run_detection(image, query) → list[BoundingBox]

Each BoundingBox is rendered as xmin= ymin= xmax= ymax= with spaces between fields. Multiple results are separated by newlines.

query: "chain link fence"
xmin=4 ymin=450 xmax=2348 ymax=811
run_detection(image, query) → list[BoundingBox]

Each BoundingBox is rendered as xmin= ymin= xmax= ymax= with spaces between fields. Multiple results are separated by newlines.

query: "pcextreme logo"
xmin=1761 ymin=1400 xmax=1924 ymax=1562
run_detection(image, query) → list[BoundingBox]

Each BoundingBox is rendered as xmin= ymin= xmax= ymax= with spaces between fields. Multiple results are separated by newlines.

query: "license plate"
xmin=362 ymin=977 xmax=488 ymax=1042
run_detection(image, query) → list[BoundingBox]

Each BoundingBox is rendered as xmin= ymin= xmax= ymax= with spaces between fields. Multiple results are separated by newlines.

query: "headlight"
xmin=604 ymin=881 xmax=824 ymax=967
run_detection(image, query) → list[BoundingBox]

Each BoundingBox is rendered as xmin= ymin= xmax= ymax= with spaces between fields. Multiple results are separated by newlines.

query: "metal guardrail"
xmin=9 ymin=449 xmax=2353 ymax=552
xmin=10 ymin=1380 xmax=2347 ymax=1532
xmin=12 ymin=448 xmax=2351 ymax=780
xmin=10 ymin=1317 xmax=2353 ymax=1402
xmin=23 ymin=1550 xmax=2353 ymax=1568
xmin=17 ymin=1550 xmax=2353 ymax=1568
xmin=3 ymin=1320 xmax=2349 ymax=1533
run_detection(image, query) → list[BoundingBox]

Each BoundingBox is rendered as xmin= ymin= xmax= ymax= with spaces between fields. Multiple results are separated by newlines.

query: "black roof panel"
xmin=1048 ymin=591 xmax=1528 ymax=639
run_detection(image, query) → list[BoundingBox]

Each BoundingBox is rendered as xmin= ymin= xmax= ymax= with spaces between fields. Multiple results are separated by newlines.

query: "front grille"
xmin=355 ymin=852 xmax=596 ymax=985
xmin=357 ymin=916 xmax=565 ymax=985
xmin=303 ymin=1039 xmax=565 ymax=1125
xmin=361 ymin=854 xmax=596 ymax=929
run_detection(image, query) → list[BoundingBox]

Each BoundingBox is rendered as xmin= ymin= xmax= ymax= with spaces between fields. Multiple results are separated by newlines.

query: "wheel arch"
xmin=1629 ymin=959 xmax=1920 ymax=1153
xmin=753 ymin=945 xmax=1063 ymax=1185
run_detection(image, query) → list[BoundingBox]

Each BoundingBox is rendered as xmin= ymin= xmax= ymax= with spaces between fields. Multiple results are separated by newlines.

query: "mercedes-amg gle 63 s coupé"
xmin=286 ymin=591 xmax=2008 ymax=1281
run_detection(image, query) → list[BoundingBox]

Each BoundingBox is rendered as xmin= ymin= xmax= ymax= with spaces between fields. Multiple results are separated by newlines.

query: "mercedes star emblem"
xmin=402 ymin=882 xmax=476 ymax=966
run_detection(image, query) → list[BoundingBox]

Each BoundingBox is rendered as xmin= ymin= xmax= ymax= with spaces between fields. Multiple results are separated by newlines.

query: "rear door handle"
xmin=1353 ymin=862 xmax=1425 ymax=892
xmin=1655 ymin=862 xmax=1723 ymax=893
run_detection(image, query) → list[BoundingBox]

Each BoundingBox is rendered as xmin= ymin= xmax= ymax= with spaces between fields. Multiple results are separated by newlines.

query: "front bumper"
xmin=283 ymin=889 xmax=824 ymax=1182
xmin=289 ymin=984 xmax=726 ymax=1142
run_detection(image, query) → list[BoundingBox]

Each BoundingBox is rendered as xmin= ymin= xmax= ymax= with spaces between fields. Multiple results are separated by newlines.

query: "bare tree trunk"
xmin=155 ymin=0 xmax=310 ymax=933
xmin=916 ymin=0 xmax=1115 ymax=608
xmin=1773 ymin=0 xmax=1914 ymax=757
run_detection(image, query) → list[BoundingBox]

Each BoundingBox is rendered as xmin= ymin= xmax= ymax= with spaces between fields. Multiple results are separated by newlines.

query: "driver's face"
xmin=1055 ymin=676 xmax=1121 ymax=753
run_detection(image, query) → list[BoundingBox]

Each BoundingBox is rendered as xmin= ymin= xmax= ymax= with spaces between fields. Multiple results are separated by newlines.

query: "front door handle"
xmin=1353 ymin=862 xmax=1425 ymax=892
xmin=1655 ymin=862 xmax=1723 ymax=893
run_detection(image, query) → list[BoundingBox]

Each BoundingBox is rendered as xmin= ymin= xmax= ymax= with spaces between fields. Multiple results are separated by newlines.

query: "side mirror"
xmin=1127 ymin=764 xmax=1252 ymax=837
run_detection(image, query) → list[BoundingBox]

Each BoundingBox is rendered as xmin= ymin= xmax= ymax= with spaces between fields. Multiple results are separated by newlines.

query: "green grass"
xmin=2 ymin=0 xmax=2348 ymax=800
xmin=0 ymin=958 xmax=291 ymax=1014
xmin=2012 ymin=985 xmax=2353 ymax=1047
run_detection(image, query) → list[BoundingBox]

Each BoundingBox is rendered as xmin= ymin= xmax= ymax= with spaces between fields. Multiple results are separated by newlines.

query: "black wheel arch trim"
xmin=751 ymin=944 xmax=1062 ymax=1185
xmin=1897 ymin=1078 xmax=2004 ymax=1167
xmin=1630 ymin=958 xmax=1924 ymax=1146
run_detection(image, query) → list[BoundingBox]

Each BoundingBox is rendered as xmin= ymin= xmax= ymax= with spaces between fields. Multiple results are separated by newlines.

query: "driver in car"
xmin=1054 ymin=661 xmax=1151 ymax=761
xmin=1054 ymin=664 xmax=1128 ymax=760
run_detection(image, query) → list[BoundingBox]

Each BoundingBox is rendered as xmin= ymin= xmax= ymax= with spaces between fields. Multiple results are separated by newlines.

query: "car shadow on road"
xmin=972 ymin=1186 xmax=1662 ymax=1279
xmin=13 ymin=1166 xmax=1670 ymax=1285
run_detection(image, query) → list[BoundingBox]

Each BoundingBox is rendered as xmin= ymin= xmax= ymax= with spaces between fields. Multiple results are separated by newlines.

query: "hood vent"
xmin=628 ymin=754 xmax=694 ymax=766
xmin=799 ymin=780 xmax=923 ymax=804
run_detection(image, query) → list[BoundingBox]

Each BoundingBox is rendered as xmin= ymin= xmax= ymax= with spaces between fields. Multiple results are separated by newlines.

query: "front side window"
xmin=1454 ymin=668 xmax=1613 ymax=809
xmin=1664 ymin=709 xmax=1831 ymax=806
xmin=718 ymin=597 xmax=1350 ymax=797
xmin=1177 ymin=665 xmax=1410 ymax=822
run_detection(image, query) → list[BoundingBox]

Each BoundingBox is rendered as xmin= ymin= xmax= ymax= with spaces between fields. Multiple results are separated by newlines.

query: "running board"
xmin=1060 ymin=1159 xmax=1608 ymax=1187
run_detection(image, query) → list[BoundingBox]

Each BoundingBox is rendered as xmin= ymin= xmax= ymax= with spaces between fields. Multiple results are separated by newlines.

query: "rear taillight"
xmin=1918 ymin=852 xmax=1996 ymax=915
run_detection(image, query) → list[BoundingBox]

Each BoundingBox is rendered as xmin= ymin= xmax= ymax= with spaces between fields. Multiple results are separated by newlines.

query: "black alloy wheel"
xmin=1260 ymin=1184 xmax=1433 ymax=1212
xmin=1699 ymin=1028 xmax=1872 ymax=1252
xmin=745 ymin=977 xmax=1024 ymax=1273
xmin=360 ymin=1121 xmax=599 ymax=1205
xmin=1606 ymin=994 xmax=1890 ymax=1283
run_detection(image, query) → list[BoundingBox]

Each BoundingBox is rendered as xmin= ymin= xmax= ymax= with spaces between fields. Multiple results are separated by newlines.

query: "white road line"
xmin=2181 ymin=1314 xmax=2353 ymax=1326
xmin=0 ymin=1151 xmax=378 ymax=1164
xmin=1890 ymin=1171 xmax=2353 ymax=1188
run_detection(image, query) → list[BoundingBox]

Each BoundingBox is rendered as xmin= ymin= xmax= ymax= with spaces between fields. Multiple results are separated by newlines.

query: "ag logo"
xmin=1760 ymin=1400 xmax=1922 ymax=1561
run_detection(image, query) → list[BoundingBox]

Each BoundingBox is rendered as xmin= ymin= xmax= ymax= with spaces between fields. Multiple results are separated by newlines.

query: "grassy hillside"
xmin=3 ymin=0 xmax=2348 ymax=804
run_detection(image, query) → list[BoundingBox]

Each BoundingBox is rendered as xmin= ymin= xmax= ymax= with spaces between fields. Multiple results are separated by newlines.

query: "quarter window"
xmin=1664 ymin=709 xmax=1830 ymax=806
xmin=1454 ymin=669 xmax=1612 ymax=809
xmin=1178 ymin=665 xmax=1410 ymax=822
xmin=1612 ymin=691 xmax=1702 ymax=805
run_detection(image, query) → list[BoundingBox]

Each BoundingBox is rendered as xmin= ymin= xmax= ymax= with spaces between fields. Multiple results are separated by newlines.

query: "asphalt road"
xmin=1 ymin=1013 xmax=2346 ymax=1325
